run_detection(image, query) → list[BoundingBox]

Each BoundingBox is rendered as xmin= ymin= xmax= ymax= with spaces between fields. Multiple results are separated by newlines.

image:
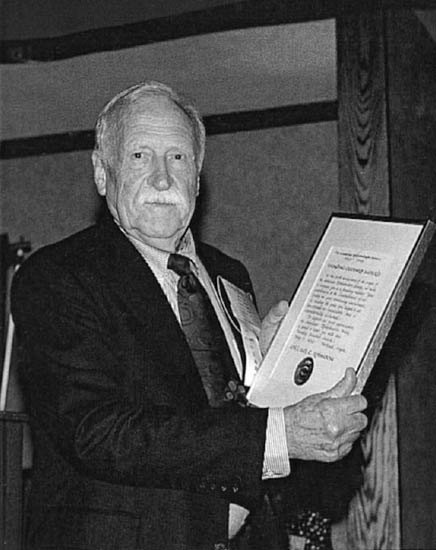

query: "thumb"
xmin=262 ymin=300 xmax=288 ymax=326
xmin=323 ymin=367 xmax=357 ymax=399
xmin=260 ymin=301 xmax=289 ymax=356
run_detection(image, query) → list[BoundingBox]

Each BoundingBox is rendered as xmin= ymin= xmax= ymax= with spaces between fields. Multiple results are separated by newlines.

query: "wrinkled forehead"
xmin=121 ymin=95 xmax=194 ymax=140
xmin=103 ymin=94 xmax=197 ymax=167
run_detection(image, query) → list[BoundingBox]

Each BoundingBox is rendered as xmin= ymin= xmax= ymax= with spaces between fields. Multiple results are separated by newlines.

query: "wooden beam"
xmin=1 ymin=0 xmax=435 ymax=63
xmin=0 ymin=101 xmax=337 ymax=160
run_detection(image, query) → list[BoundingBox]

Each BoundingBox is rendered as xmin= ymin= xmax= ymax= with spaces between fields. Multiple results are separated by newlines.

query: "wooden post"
xmin=337 ymin=7 xmax=436 ymax=549
xmin=385 ymin=10 xmax=436 ymax=549
xmin=336 ymin=8 xmax=401 ymax=549
xmin=337 ymin=8 xmax=390 ymax=217
xmin=0 ymin=411 xmax=27 ymax=550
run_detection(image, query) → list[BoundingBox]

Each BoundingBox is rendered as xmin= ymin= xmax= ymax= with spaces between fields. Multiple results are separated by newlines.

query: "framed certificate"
xmin=248 ymin=214 xmax=435 ymax=407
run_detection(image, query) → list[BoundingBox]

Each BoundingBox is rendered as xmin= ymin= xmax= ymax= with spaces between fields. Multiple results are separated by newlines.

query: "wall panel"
xmin=1 ymin=122 xmax=338 ymax=317
xmin=0 ymin=151 xmax=99 ymax=249
xmin=200 ymin=122 xmax=338 ymax=315
xmin=0 ymin=22 xmax=336 ymax=141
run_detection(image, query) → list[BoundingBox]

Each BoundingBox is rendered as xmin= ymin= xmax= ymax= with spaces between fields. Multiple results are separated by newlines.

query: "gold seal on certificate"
xmin=294 ymin=357 xmax=314 ymax=385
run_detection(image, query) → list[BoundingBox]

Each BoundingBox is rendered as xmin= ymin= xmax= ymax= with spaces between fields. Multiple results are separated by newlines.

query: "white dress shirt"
xmin=122 ymin=228 xmax=290 ymax=538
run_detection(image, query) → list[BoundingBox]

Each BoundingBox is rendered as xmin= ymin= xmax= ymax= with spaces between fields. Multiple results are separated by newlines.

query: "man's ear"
xmin=92 ymin=151 xmax=107 ymax=196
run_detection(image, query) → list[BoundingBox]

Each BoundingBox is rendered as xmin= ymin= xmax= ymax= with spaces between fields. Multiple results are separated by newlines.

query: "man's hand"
xmin=259 ymin=300 xmax=288 ymax=356
xmin=284 ymin=368 xmax=368 ymax=462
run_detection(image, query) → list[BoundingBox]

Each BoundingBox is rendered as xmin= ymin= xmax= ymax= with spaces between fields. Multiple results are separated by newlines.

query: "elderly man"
xmin=12 ymin=81 xmax=367 ymax=550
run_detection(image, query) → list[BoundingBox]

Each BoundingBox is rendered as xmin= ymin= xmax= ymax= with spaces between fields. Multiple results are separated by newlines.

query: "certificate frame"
xmin=247 ymin=214 xmax=435 ymax=407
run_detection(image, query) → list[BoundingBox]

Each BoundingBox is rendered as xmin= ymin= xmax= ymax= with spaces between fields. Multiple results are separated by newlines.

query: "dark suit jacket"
xmin=11 ymin=217 xmax=268 ymax=550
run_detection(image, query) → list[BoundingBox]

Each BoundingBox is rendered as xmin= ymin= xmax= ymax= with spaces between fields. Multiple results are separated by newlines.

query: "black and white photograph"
xmin=1 ymin=2 xmax=436 ymax=549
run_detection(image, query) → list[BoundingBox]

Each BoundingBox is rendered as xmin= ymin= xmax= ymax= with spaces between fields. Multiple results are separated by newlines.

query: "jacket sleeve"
xmin=11 ymin=251 xmax=268 ymax=506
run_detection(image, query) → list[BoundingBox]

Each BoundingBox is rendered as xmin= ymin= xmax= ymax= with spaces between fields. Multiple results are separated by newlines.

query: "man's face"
xmin=94 ymin=95 xmax=199 ymax=251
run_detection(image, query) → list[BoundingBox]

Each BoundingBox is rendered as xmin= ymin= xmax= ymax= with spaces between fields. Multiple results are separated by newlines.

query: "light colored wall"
xmin=1 ymin=151 xmax=100 ymax=249
xmin=0 ymin=21 xmax=336 ymax=140
xmin=1 ymin=121 xmax=338 ymax=316
xmin=201 ymin=122 xmax=338 ymax=315
xmin=1 ymin=21 xmax=338 ymax=315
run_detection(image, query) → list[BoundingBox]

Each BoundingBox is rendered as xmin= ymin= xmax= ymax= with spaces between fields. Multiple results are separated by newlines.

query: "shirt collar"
xmin=117 ymin=223 xmax=198 ymax=273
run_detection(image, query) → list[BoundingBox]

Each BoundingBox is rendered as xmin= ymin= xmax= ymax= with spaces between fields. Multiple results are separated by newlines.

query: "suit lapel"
xmin=93 ymin=218 xmax=206 ymax=401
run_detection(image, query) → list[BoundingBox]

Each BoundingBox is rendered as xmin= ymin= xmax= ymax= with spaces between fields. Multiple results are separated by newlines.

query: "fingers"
xmin=337 ymin=442 xmax=354 ymax=460
xmin=314 ymin=426 xmax=362 ymax=463
xmin=318 ymin=394 xmax=368 ymax=453
xmin=350 ymin=411 xmax=368 ymax=432
xmin=320 ymin=413 xmax=368 ymax=462
xmin=322 ymin=396 xmax=368 ymax=436
xmin=342 ymin=394 xmax=368 ymax=414
xmin=337 ymin=414 xmax=367 ymax=448
xmin=260 ymin=300 xmax=289 ymax=356
xmin=321 ymin=442 xmax=354 ymax=463
xmin=284 ymin=370 xmax=368 ymax=463
xmin=272 ymin=300 xmax=289 ymax=315
xmin=263 ymin=300 xmax=288 ymax=325
xmin=329 ymin=439 xmax=356 ymax=462
xmin=321 ymin=411 xmax=366 ymax=444
xmin=324 ymin=368 xmax=357 ymax=399
xmin=335 ymin=412 xmax=368 ymax=439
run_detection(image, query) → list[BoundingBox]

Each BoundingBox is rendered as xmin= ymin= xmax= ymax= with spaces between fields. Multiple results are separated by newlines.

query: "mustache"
xmin=143 ymin=190 xmax=184 ymax=204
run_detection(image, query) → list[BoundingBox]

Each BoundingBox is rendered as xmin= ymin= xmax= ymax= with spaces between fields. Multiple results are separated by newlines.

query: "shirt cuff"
xmin=262 ymin=408 xmax=291 ymax=479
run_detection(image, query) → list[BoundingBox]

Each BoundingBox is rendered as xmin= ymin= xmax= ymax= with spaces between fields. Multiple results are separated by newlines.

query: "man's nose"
xmin=149 ymin=157 xmax=171 ymax=190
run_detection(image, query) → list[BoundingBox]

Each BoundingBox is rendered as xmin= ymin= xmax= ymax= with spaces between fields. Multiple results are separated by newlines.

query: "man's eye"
xmin=171 ymin=153 xmax=185 ymax=161
xmin=133 ymin=152 xmax=143 ymax=159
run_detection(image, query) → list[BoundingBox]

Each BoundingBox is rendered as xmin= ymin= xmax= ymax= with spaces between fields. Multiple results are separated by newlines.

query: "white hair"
xmin=94 ymin=81 xmax=206 ymax=170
